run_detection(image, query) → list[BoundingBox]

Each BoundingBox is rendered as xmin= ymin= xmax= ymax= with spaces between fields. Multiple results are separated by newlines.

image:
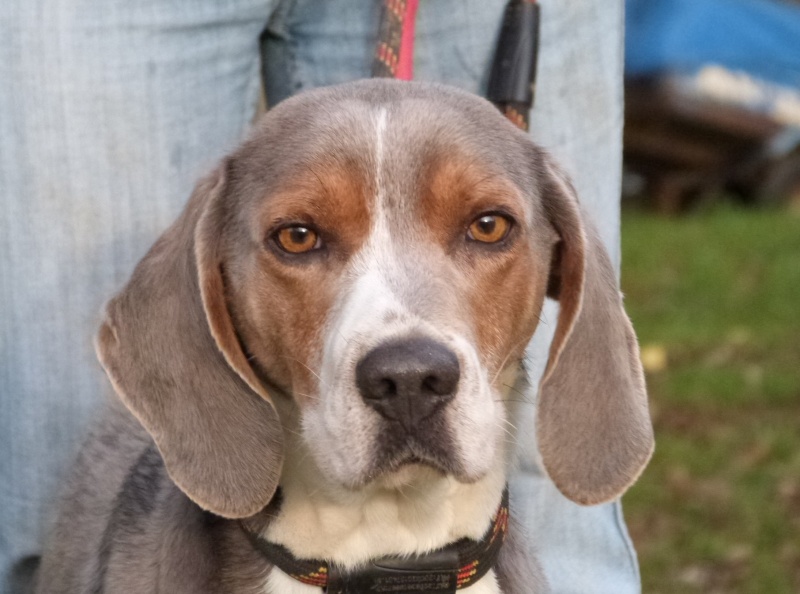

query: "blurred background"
xmin=619 ymin=0 xmax=800 ymax=592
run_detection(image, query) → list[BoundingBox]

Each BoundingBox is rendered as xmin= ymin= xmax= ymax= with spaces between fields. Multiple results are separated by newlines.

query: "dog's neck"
xmin=265 ymin=455 xmax=508 ymax=561
xmin=258 ymin=400 xmax=512 ymax=594
xmin=262 ymin=467 xmax=508 ymax=594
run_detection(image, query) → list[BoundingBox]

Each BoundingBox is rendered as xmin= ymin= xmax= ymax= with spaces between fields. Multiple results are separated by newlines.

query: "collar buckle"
xmin=326 ymin=548 xmax=459 ymax=594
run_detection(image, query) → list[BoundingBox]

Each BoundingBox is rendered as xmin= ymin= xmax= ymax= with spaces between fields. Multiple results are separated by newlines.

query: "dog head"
xmin=96 ymin=80 xmax=653 ymax=519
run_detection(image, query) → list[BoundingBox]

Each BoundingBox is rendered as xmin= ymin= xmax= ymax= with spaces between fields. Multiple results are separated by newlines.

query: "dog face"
xmin=222 ymin=99 xmax=551 ymax=489
xmin=96 ymin=80 xmax=653 ymax=518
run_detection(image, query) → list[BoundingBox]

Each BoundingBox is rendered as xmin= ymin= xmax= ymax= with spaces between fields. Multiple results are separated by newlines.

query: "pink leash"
xmin=396 ymin=0 xmax=419 ymax=80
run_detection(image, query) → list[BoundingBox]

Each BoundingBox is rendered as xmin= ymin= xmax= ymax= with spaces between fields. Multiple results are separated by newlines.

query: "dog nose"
xmin=356 ymin=337 xmax=460 ymax=428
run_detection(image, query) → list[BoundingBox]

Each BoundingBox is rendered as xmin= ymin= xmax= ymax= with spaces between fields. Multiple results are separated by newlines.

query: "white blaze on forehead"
xmin=323 ymin=265 xmax=405 ymax=360
xmin=319 ymin=106 xmax=411 ymax=389
xmin=374 ymin=106 xmax=388 ymax=201
xmin=372 ymin=106 xmax=391 ymax=243
xmin=336 ymin=105 xmax=405 ymax=336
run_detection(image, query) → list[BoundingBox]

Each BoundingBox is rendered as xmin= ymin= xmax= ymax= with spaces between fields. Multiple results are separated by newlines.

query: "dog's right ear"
xmin=96 ymin=163 xmax=284 ymax=519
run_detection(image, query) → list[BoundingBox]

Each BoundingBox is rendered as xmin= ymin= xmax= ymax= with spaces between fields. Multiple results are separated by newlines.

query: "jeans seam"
xmin=278 ymin=0 xmax=302 ymax=95
xmin=613 ymin=499 xmax=642 ymax=589
xmin=243 ymin=45 xmax=265 ymax=137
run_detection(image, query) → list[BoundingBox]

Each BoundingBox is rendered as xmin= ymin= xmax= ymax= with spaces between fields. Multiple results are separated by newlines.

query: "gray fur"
xmin=496 ymin=503 xmax=548 ymax=593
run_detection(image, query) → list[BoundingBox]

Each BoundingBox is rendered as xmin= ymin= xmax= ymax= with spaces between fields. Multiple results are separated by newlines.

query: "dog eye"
xmin=467 ymin=214 xmax=512 ymax=244
xmin=274 ymin=225 xmax=322 ymax=254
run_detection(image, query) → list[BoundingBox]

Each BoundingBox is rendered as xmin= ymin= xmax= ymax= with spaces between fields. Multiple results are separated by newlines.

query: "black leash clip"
xmin=487 ymin=0 xmax=541 ymax=129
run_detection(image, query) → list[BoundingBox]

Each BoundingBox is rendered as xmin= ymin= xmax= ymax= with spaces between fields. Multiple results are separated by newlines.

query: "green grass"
xmin=620 ymin=206 xmax=800 ymax=594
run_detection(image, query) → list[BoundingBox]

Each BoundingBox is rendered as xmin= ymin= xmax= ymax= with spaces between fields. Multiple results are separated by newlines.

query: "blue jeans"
xmin=0 ymin=1 xmax=637 ymax=592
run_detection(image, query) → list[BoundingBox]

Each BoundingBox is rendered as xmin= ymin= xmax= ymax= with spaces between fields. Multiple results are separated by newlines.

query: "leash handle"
xmin=487 ymin=0 xmax=540 ymax=131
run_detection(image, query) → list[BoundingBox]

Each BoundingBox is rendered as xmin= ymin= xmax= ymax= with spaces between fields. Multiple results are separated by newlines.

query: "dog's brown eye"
xmin=274 ymin=226 xmax=321 ymax=254
xmin=468 ymin=214 xmax=511 ymax=244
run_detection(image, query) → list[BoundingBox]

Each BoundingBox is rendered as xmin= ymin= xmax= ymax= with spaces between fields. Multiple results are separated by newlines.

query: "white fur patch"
xmin=374 ymin=107 xmax=388 ymax=195
xmin=264 ymin=451 xmax=507 ymax=564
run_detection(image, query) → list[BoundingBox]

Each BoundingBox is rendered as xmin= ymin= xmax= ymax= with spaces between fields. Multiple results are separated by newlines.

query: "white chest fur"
xmin=260 ymin=453 xmax=508 ymax=594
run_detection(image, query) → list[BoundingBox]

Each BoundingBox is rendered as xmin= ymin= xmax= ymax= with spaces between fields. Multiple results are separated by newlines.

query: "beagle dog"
xmin=36 ymin=80 xmax=653 ymax=594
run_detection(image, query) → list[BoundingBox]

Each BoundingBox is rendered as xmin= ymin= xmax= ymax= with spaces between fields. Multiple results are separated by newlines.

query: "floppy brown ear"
xmin=96 ymin=164 xmax=284 ymax=519
xmin=536 ymin=157 xmax=654 ymax=505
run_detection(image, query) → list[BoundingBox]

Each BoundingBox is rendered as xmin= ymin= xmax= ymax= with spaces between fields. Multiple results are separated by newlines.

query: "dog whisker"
xmin=281 ymin=426 xmax=306 ymax=439
xmin=280 ymin=355 xmax=329 ymax=388
xmin=336 ymin=328 xmax=353 ymax=347
xmin=489 ymin=335 xmax=531 ymax=385
xmin=493 ymin=421 xmax=520 ymax=450
xmin=495 ymin=398 xmax=535 ymax=406
xmin=498 ymin=417 xmax=520 ymax=432
xmin=501 ymin=382 xmax=535 ymax=403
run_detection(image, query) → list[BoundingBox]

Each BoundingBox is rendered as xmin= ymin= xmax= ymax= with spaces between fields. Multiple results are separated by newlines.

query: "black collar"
xmin=241 ymin=487 xmax=509 ymax=594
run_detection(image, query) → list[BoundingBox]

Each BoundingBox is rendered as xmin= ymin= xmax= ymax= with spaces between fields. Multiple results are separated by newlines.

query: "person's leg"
xmin=0 ymin=1 xmax=276 ymax=590
xmin=510 ymin=4 xmax=640 ymax=592
xmin=263 ymin=1 xmax=637 ymax=591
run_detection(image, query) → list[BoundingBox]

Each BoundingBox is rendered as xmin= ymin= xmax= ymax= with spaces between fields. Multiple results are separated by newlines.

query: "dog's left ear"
xmin=535 ymin=153 xmax=654 ymax=505
xmin=96 ymin=163 xmax=284 ymax=519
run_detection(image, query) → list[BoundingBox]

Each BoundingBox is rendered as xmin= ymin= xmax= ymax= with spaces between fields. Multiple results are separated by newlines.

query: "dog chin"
xmin=370 ymin=461 xmax=446 ymax=490
xmin=358 ymin=449 xmax=487 ymax=492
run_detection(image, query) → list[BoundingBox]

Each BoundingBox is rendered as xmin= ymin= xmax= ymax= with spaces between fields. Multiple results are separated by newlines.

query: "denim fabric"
xmin=0 ymin=1 xmax=635 ymax=592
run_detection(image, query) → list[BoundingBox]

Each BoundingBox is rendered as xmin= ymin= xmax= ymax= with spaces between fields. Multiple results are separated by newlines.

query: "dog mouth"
xmin=386 ymin=452 xmax=447 ymax=475
xmin=364 ymin=454 xmax=448 ymax=490
xmin=363 ymin=430 xmax=465 ymax=486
